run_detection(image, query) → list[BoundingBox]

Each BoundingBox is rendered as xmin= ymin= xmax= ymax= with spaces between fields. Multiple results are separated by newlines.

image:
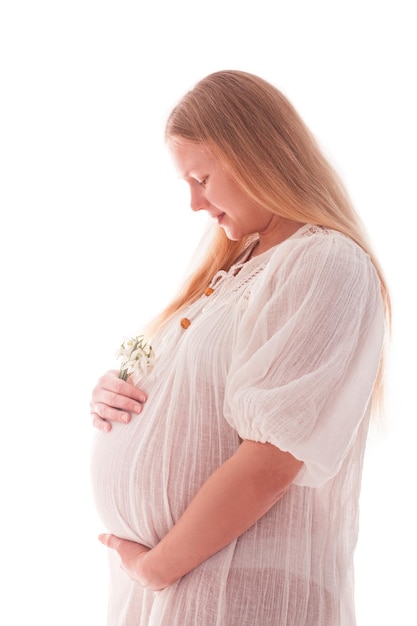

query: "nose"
xmin=189 ymin=185 xmax=208 ymax=212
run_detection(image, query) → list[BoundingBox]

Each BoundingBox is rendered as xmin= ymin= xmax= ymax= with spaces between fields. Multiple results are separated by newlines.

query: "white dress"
xmin=91 ymin=225 xmax=385 ymax=626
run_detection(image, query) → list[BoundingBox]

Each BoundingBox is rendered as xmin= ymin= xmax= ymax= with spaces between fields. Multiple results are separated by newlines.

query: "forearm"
xmin=141 ymin=440 xmax=303 ymax=589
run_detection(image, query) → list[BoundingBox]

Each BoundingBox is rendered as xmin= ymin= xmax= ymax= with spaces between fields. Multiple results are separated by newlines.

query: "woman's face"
xmin=169 ymin=140 xmax=275 ymax=241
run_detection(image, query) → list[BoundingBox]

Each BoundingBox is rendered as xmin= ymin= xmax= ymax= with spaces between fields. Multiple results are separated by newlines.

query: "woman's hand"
xmin=90 ymin=370 xmax=147 ymax=432
xmin=99 ymin=534 xmax=164 ymax=591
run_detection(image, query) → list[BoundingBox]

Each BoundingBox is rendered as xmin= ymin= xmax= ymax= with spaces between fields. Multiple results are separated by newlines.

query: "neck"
xmin=252 ymin=218 xmax=304 ymax=257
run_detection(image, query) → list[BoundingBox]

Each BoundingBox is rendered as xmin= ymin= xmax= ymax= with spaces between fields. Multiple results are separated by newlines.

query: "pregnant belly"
xmin=90 ymin=390 xmax=240 ymax=547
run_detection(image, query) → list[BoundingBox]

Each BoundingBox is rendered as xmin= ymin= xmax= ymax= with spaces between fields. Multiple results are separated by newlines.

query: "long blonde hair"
xmin=150 ymin=70 xmax=390 ymax=409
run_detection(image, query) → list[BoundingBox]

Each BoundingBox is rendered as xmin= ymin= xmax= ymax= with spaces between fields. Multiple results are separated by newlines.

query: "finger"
xmin=91 ymin=402 xmax=132 ymax=430
xmin=92 ymin=401 xmax=136 ymax=424
xmin=94 ymin=390 xmax=144 ymax=415
xmin=98 ymin=534 xmax=149 ymax=559
xmin=92 ymin=413 xmax=112 ymax=432
xmin=96 ymin=371 xmax=148 ymax=403
xmin=91 ymin=403 xmax=134 ymax=432
xmin=90 ymin=381 xmax=146 ymax=419
xmin=98 ymin=535 xmax=152 ymax=588
xmin=99 ymin=533 xmax=121 ymax=549
xmin=115 ymin=378 xmax=147 ymax=403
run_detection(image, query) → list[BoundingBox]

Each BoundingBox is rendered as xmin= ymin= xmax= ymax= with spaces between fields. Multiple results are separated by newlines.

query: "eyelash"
xmin=196 ymin=177 xmax=208 ymax=186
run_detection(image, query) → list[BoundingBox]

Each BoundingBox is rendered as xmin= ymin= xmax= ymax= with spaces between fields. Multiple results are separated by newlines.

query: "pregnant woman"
xmin=90 ymin=70 xmax=390 ymax=625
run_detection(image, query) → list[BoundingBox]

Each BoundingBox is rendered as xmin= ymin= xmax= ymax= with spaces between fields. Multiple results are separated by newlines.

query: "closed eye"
xmin=196 ymin=176 xmax=208 ymax=186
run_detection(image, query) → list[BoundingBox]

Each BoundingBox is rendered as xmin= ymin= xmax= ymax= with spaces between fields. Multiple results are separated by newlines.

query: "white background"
xmin=0 ymin=1 xmax=415 ymax=624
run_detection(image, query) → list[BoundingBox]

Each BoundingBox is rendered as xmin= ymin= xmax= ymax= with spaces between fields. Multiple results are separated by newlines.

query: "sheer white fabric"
xmin=91 ymin=225 xmax=385 ymax=626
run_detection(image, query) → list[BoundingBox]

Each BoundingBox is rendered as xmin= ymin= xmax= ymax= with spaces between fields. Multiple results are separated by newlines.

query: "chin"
xmin=222 ymin=226 xmax=242 ymax=242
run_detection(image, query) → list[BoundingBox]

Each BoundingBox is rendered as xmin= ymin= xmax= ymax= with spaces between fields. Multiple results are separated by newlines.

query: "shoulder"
xmin=267 ymin=225 xmax=376 ymax=286
xmin=246 ymin=225 xmax=382 ymax=316
xmin=271 ymin=224 xmax=367 ymax=262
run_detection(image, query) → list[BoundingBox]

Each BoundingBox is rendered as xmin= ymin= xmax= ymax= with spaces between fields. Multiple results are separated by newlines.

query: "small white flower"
xmin=116 ymin=335 xmax=155 ymax=383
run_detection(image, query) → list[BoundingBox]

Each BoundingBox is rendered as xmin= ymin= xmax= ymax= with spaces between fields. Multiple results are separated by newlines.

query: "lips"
xmin=206 ymin=211 xmax=225 ymax=224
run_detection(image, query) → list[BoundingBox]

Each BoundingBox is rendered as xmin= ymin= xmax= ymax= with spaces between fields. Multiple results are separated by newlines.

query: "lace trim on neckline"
xmin=299 ymin=224 xmax=332 ymax=238
xmin=209 ymin=225 xmax=334 ymax=295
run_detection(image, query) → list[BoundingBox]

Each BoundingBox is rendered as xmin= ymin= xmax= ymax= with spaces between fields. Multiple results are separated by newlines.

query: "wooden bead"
xmin=204 ymin=287 xmax=214 ymax=296
xmin=180 ymin=317 xmax=191 ymax=329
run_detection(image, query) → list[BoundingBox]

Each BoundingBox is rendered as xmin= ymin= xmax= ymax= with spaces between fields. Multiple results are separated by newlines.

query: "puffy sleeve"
xmin=223 ymin=231 xmax=385 ymax=487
